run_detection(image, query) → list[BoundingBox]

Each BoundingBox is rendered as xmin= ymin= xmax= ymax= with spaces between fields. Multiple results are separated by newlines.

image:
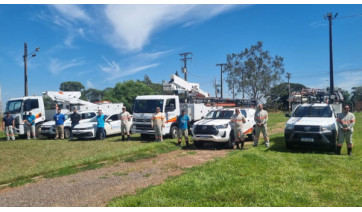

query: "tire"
xmin=225 ymin=132 xmax=235 ymax=149
xmin=35 ymin=125 xmax=44 ymax=139
xmin=64 ymin=128 xmax=71 ymax=139
xmin=141 ymin=134 xmax=149 ymax=139
xmin=247 ymin=132 xmax=255 ymax=141
xmin=170 ymin=126 xmax=178 ymax=139
xmin=194 ymin=141 xmax=204 ymax=148
xmin=286 ymin=141 xmax=293 ymax=149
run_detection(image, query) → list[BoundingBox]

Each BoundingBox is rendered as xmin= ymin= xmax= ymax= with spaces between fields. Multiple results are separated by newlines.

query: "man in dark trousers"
xmin=96 ymin=110 xmax=106 ymax=140
xmin=69 ymin=107 xmax=81 ymax=141
xmin=2 ymin=112 xmax=15 ymax=141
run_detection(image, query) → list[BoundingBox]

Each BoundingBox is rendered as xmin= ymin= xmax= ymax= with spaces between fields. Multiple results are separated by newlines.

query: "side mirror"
xmin=201 ymin=116 xmax=204 ymax=119
xmin=285 ymin=113 xmax=291 ymax=117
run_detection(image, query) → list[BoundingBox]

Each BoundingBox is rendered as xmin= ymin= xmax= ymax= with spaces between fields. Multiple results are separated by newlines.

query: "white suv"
xmin=192 ymin=108 xmax=256 ymax=148
xmin=284 ymin=103 xmax=338 ymax=151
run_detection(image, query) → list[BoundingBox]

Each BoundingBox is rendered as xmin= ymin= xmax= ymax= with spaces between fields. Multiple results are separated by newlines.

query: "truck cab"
xmin=5 ymin=96 xmax=46 ymax=137
xmin=132 ymin=95 xmax=180 ymax=139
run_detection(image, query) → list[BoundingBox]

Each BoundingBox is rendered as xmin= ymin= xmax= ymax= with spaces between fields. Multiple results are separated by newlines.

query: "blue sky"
xmin=1 ymin=4 xmax=362 ymax=103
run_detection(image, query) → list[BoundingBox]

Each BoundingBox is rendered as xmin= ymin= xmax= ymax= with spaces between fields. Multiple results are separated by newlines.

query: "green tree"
xmin=103 ymin=80 xmax=154 ymax=111
xmin=43 ymin=97 xmax=57 ymax=110
xmin=225 ymin=41 xmax=285 ymax=101
xmin=266 ymin=82 xmax=307 ymax=110
xmin=82 ymin=88 xmax=104 ymax=102
xmin=59 ymin=81 xmax=85 ymax=91
xmin=351 ymin=86 xmax=362 ymax=102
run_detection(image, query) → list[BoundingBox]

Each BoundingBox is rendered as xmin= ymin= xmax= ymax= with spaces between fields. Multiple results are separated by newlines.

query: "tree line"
xmin=55 ymin=41 xmax=361 ymax=112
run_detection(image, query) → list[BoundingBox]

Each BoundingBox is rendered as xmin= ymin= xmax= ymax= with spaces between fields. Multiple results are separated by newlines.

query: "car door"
xmin=105 ymin=114 xmax=121 ymax=135
xmin=241 ymin=109 xmax=252 ymax=134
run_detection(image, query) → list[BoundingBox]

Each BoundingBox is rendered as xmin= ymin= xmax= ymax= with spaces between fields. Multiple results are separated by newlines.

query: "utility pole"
xmin=214 ymin=77 xmax=220 ymax=98
xmin=23 ymin=42 xmax=40 ymax=97
xmin=179 ymin=52 xmax=192 ymax=101
xmin=24 ymin=42 xmax=28 ymax=96
xmin=216 ymin=63 xmax=227 ymax=98
xmin=286 ymin=72 xmax=291 ymax=113
xmin=324 ymin=12 xmax=338 ymax=102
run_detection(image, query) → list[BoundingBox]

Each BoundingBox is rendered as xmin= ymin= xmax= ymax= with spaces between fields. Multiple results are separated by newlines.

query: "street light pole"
xmin=23 ymin=42 xmax=39 ymax=96
xmin=325 ymin=12 xmax=338 ymax=102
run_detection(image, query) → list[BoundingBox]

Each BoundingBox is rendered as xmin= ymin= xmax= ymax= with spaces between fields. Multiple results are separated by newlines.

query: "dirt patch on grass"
xmin=0 ymin=148 xmax=228 ymax=207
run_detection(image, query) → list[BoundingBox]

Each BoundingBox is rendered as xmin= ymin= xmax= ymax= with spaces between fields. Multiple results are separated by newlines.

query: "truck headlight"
xmin=215 ymin=124 xmax=228 ymax=129
xmin=285 ymin=123 xmax=294 ymax=130
xmin=321 ymin=123 xmax=335 ymax=132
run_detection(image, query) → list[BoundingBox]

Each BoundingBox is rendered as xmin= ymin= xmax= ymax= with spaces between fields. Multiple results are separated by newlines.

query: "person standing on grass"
xmin=24 ymin=112 xmax=36 ymax=139
xmin=2 ymin=112 xmax=15 ymax=141
xmin=254 ymin=104 xmax=270 ymax=147
xmin=230 ymin=108 xmax=246 ymax=150
xmin=54 ymin=109 xmax=66 ymax=140
xmin=69 ymin=107 xmax=81 ymax=141
xmin=151 ymin=107 xmax=165 ymax=142
xmin=336 ymin=105 xmax=356 ymax=156
xmin=120 ymin=106 xmax=132 ymax=141
xmin=177 ymin=109 xmax=190 ymax=148
xmin=96 ymin=110 xmax=106 ymax=140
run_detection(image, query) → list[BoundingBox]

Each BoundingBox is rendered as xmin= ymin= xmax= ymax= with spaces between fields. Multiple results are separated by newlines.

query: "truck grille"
xmin=135 ymin=124 xmax=153 ymax=130
xmin=134 ymin=119 xmax=151 ymax=123
xmin=194 ymin=125 xmax=219 ymax=135
xmin=294 ymin=125 xmax=321 ymax=132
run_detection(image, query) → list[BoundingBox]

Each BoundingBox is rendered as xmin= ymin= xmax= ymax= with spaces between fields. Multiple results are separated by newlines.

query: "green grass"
xmin=108 ymin=112 xmax=362 ymax=207
xmin=0 ymin=134 xmax=179 ymax=185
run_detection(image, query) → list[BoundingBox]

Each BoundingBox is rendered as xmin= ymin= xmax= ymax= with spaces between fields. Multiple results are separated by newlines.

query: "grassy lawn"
xmin=0 ymin=134 xmax=179 ymax=185
xmin=109 ymin=112 xmax=362 ymax=207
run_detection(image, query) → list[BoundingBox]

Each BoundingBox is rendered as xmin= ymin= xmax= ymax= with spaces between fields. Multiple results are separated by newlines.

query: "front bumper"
xmin=72 ymin=130 xmax=95 ymax=138
xmin=192 ymin=128 xmax=229 ymax=143
xmin=284 ymin=129 xmax=337 ymax=146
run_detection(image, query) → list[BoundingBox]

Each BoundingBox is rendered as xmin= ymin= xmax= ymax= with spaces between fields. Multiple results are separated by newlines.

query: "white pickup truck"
xmin=192 ymin=108 xmax=256 ymax=148
xmin=284 ymin=103 xmax=338 ymax=151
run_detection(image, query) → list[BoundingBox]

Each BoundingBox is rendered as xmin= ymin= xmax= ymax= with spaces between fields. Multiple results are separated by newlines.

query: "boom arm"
xmin=163 ymin=74 xmax=209 ymax=97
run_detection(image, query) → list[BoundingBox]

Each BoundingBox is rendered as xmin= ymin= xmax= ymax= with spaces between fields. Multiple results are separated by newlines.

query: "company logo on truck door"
xmin=166 ymin=116 xmax=177 ymax=123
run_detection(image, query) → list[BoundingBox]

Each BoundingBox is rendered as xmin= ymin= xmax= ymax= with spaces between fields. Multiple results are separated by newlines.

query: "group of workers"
xmin=1 ymin=103 xmax=356 ymax=155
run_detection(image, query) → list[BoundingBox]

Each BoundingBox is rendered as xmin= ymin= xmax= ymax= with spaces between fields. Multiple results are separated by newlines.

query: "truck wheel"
xmin=225 ymin=132 xmax=235 ymax=149
xmin=141 ymin=134 xmax=149 ymax=139
xmin=194 ymin=141 xmax=204 ymax=148
xmin=64 ymin=128 xmax=71 ymax=139
xmin=170 ymin=126 xmax=178 ymax=139
xmin=286 ymin=142 xmax=293 ymax=149
xmin=247 ymin=133 xmax=255 ymax=141
xmin=35 ymin=125 xmax=44 ymax=139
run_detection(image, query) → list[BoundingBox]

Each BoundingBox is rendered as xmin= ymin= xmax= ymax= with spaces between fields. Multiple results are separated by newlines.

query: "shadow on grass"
xmin=268 ymin=135 xmax=336 ymax=155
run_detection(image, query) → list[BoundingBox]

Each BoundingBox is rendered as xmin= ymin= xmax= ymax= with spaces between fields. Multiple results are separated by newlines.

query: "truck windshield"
xmin=293 ymin=106 xmax=332 ymax=118
xmin=5 ymin=100 xmax=23 ymax=114
xmin=205 ymin=110 xmax=234 ymax=119
xmin=134 ymin=99 xmax=164 ymax=113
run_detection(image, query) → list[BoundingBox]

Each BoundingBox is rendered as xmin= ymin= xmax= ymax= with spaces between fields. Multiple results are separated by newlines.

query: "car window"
xmin=240 ymin=109 xmax=247 ymax=118
xmin=108 ymin=114 xmax=119 ymax=121
xmin=293 ymin=106 xmax=332 ymax=118
xmin=204 ymin=110 xmax=234 ymax=119
xmin=82 ymin=112 xmax=96 ymax=119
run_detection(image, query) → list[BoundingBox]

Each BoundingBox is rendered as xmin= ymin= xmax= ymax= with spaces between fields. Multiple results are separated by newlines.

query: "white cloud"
xmin=48 ymin=58 xmax=85 ymax=75
xmin=86 ymin=80 xmax=94 ymax=88
xmin=336 ymin=71 xmax=362 ymax=92
xmin=104 ymin=5 xmax=239 ymax=52
xmin=52 ymin=5 xmax=91 ymax=23
xmin=98 ymin=57 xmax=159 ymax=80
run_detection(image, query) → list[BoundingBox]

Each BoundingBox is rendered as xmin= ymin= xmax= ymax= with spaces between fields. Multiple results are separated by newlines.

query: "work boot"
xmin=240 ymin=142 xmax=244 ymax=150
xmin=127 ymin=135 xmax=130 ymax=141
xmin=7 ymin=137 xmax=10 ymax=141
xmin=176 ymin=141 xmax=181 ymax=146
xmin=253 ymin=140 xmax=259 ymax=147
xmin=348 ymin=147 xmax=352 ymax=156
xmin=234 ymin=142 xmax=239 ymax=149
xmin=122 ymin=135 xmax=125 ymax=141
xmin=336 ymin=146 xmax=342 ymax=155
xmin=186 ymin=140 xmax=189 ymax=148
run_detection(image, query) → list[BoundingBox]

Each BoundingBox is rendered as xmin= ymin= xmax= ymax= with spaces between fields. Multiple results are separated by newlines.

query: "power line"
xmin=336 ymin=13 xmax=362 ymax=20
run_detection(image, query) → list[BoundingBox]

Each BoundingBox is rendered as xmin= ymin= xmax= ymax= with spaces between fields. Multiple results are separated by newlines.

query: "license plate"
xmin=301 ymin=137 xmax=314 ymax=142
xmin=141 ymin=130 xmax=148 ymax=134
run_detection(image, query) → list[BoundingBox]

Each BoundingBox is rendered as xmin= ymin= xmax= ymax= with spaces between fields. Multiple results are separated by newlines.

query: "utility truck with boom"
xmin=5 ymin=91 xmax=123 ymax=138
